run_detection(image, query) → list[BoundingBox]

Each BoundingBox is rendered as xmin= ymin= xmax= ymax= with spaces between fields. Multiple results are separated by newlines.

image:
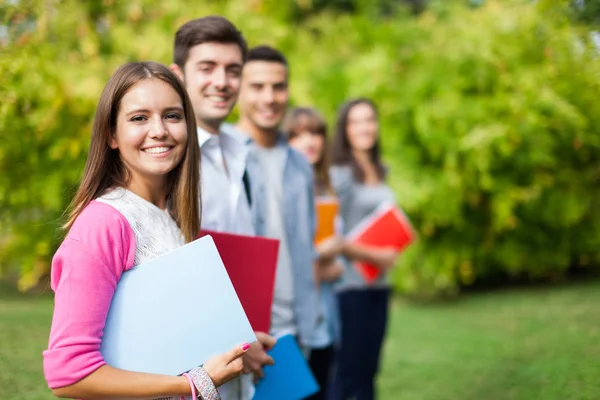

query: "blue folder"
xmin=253 ymin=334 xmax=320 ymax=400
xmin=100 ymin=235 xmax=256 ymax=376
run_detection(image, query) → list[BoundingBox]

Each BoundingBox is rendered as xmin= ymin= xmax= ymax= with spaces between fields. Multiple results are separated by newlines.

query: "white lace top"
xmin=97 ymin=187 xmax=196 ymax=400
xmin=96 ymin=187 xmax=185 ymax=266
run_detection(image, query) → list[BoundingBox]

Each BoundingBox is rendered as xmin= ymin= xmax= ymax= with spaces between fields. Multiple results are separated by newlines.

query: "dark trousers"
xmin=306 ymin=344 xmax=335 ymax=400
xmin=333 ymin=288 xmax=390 ymax=400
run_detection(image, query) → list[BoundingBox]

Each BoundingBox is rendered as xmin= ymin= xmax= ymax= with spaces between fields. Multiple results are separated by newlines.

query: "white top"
xmin=198 ymin=127 xmax=255 ymax=236
xmin=96 ymin=187 xmax=184 ymax=266
xmin=97 ymin=188 xmax=197 ymax=400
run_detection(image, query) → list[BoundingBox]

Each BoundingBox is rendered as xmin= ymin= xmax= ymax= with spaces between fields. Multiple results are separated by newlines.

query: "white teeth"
xmin=143 ymin=146 xmax=171 ymax=154
xmin=208 ymin=95 xmax=227 ymax=102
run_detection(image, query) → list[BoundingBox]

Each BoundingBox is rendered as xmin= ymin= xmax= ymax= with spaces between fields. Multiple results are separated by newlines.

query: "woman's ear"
xmin=108 ymin=131 xmax=118 ymax=149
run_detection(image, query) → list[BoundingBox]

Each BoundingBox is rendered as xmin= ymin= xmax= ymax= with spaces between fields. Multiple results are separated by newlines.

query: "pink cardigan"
xmin=43 ymin=201 xmax=136 ymax=389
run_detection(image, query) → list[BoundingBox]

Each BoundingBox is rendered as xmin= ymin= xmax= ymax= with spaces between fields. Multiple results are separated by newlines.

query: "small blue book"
xmin=100 ymin=235 xmax=256 ymax=376
xmin=253 ymin=334 xmax=320 ymax=400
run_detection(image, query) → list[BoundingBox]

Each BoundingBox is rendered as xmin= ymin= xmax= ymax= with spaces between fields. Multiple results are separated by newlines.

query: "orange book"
xmin=347 ymin=202 xmax=416 ymax=283
xmin=314 ymin=197 xmax=339 ymax=244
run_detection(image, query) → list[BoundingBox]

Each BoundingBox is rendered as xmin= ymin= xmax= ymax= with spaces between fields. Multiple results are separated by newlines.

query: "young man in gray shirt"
xmin=228 ymin=46 xmax=320 ymax=350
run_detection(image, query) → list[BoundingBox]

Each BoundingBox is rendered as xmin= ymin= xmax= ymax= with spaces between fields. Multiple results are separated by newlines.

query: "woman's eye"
xmin=165 ymin=113 xmax=183 ymax=120
xmin=130 ymin=115 xmax=147 ymax=122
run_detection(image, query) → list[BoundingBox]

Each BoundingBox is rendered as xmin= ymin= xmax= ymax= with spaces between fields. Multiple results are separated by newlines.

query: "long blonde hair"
xmin=64 ymin=62 xmax=201 ymax=242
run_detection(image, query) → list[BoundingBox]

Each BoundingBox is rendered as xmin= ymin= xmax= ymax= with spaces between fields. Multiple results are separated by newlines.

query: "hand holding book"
xmin=316 ymin=235 xmax=345 ymax=261
xmin=100 ymin=236 xmax=257 ymax=377
xmin=345 ymin=202 xmax=416 ymax=282
xmin=318 ymin=258 xmax=345 ymax=282
xmin=203 ymin=343 xmax=251 ymax=388
xmin=369 ymin=247 xmax=399 ymax=271
xmin=342 ymin=243 xmax=397 ymax=270
xmin=242 ymin=331 xmax=277 ymax=383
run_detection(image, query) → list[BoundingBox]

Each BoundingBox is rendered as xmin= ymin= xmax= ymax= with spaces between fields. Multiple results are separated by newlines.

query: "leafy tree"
xmin=1 ymin=0 xmax=599 ymax=295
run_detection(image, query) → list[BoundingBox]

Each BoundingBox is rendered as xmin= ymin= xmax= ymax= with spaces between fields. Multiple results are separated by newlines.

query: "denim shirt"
xmin=225 ymin=124 xmax=320 ymax=344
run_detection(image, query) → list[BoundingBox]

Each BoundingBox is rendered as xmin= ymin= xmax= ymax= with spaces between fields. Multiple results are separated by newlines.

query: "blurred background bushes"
xmin=1 ymin=0 xmax=599 ymax=296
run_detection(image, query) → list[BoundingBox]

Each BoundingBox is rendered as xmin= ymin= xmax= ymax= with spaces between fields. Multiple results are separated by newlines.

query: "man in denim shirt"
xmin=224 ymin=45 xmax=319 ymax=349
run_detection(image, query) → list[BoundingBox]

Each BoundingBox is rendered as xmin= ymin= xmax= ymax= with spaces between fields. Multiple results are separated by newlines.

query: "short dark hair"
xmin=247 ymin=45 xmax=288 ymax=67
xmin=173 ymin=16 xmax=247 ymax=69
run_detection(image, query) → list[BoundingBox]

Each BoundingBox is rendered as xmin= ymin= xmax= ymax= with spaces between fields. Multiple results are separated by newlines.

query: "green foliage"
xmin=572 ymin=0 xmax=600 ymax=25
xmin=1 ymin=0 xmax=599 ymax=295
xmin=386 ymin=1 xmax=600 ymax=295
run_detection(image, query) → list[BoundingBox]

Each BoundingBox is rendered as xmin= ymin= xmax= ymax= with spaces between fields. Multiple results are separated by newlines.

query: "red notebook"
xmin=198 ymin=229 xmax=279 ymax=333
xmin=346 ymin=202 xmax=416 ymax=283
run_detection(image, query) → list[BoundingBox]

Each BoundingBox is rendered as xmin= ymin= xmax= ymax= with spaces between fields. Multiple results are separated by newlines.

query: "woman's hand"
xmin=318 ymin=259 xmax=345 ymax=282
xmin=371 ymin=247 xmax=398 ymax=271
xmin=343 ymin=242 xmax=398 ymax=272
xmin=242 ymin=332 xmax=277 ymax=382
xmin=203 ymin=342 xmax=251 ymax=387
xmin=316 ymin=235 xmax=345 ymax=260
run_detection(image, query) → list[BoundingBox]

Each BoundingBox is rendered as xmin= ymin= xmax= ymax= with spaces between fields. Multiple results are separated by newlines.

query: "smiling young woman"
xmin=330 ymin=98 xmax=398 ymax=400
xmin=43 ymin=61 xmax=249 ymax=400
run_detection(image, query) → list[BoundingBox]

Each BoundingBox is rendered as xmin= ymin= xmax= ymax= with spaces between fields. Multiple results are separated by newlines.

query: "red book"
xmin=198 ymin=229 xmax=279 ymax=333
xmin=346 ymin=202 xmax=416 ymax=283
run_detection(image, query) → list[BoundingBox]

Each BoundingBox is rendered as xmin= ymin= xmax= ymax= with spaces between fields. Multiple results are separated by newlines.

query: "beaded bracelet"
xmin=188 ymin=366 xmax=221 ymax=400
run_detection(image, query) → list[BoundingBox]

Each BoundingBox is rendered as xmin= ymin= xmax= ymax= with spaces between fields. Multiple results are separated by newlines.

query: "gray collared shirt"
xmin=197 ymin=127 xmax=254 ymax=235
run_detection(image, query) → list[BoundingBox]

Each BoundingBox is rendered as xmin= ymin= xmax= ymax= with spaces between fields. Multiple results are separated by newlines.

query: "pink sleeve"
xmin=43 ymin=201 xmax=136 ymax=389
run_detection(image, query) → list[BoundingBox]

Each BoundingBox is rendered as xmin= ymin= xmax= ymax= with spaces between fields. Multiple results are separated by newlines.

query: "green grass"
xmin=0 ymin=290 xmax=54 ymax=400
xmin=2 ymin=281 xmax=600 ymax=399
xmin=378 ymin=281 xmax=600 ymax=400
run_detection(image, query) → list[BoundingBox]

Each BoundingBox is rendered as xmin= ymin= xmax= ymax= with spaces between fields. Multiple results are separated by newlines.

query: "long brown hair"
xmin=64 ymin=62 xmax=201 ymax=243
xmin=282 ymin=107 xmax=333 ymax=196
xmin=331 ymin=98 xmax=386 ymax=182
